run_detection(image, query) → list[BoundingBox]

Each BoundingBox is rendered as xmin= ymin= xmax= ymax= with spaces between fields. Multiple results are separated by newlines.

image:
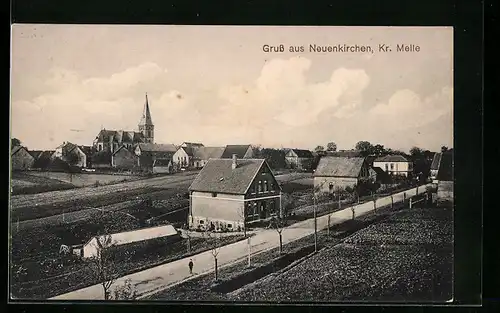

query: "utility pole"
xmin=313 ymin=189 xmax=317 ymax=253
xmin=247 ymin=236 xmax=251 ymax=267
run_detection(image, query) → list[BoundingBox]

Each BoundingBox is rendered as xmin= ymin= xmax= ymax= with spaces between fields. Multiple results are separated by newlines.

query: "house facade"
xmin=285 ymin=149 xmax=314 ymax=170
xmin=430 ymin=152 xmax=442 ymax=181
xmin=11 ymin=146 xmax=35 ymax=170
xmin=373 ymin=155 xmax=413 ymax=177
xmin=172 ymin=146 xmax=194 ymax=169
xmin=313 ymin=157 xmax=370 ymax=193
xmin=112 ymin=146 xmax=138 ymax=170
xmin=188 ymin=155 xmax=282 ymax=232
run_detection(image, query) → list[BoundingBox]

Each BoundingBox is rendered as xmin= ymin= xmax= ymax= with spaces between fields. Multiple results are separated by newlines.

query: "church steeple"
xmin=138 ymin=93 xmax=154 ymax=143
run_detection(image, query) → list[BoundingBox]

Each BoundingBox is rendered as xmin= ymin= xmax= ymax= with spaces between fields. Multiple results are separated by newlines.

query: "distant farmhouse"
xmin=373 ymin=155 xmax=413 ymax=177
xmin=436 ymin=149 xmax=453 ymax=206
xmin=173 ymin=144 xmax=225 ymax=169
xmin=135 ymin=143 xmax=178 ymax=172
xmin=285 ymin=149 xmax=314 ymax=170
xmin=53 ymin=142 xmax=93 ymax=168
xmin=313 ymin=156 xmax=371 ymax=193
xmin=430 ymin=152 xmax=442 ymax=181
xmin=11 ymin=146 xmax=35 ymax=170
xmin=188 ymin=155 xmax=282 ymax=232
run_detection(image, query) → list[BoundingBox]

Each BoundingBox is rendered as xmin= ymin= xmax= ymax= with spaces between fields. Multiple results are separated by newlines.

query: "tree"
xmin=112 ymin=279 xmax=138 ymax=300
xmin=326 ymin=142 xmax=337 ymax=152
xmin=11 ymin=138 xmax=21 ymax=147
xmin=269 ymin=214 xmax=287 ymax=255
xmin=314 ymin=145 xmax=325 ymax=153
xmin=409 ymin=146 xmax=423 ymax=157
xmin=86 ymin=234 xmax=118 ymax=300
xmin=354 ymin=141 xmax=373 ymax=157
xmin=205 ymin=231 xmax=221 ymax=281
xmin=441 ymin=146 xmax=449 ymax=153
xmin=372 ymin=144 xmax=385 ymax=156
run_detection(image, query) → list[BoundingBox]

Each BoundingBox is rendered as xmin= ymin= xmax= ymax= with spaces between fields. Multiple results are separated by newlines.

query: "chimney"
xmin=232 ymin=154 xmax=238 ymax=169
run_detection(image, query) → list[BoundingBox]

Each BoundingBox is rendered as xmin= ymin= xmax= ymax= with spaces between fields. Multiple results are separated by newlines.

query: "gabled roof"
xmin=436 ymin=152 xmax=453 ymax=181
xmin=288 ymin=149 xmax=314 ymax=158
xmin=374 ymin=155 xmax=409 ymax=162
xmin=430 ymin=153 xmax=442 ymax=170
xmin=220 ymin=145 xmax=252 ymax=159
xmin=326 ymin=150 xmax=362 ymax=158
xmin=11 ymin=146 xmax=23 ymax=156
xmin=189 ymin=158 xmax=275 ymax=194
xmin=192 ymin=146 xmax=225 ymax=160
xmin=28 ymin=150 xmax=44 ymax=159
xmin=87 ymin=224 xmax=177 ymax=249
xmin=182 ymin=142 xmax=204 ymax=147
xmin=313 ymin=157 xmax=366 ymax=178
xmin=96 ymin=129 xmax=145 ymax=143
xmin=112 ymin=145 xmax=134 ymax=156
xmin=180 ymin=146 xmax=195 ymax=157
xmin=137 ymin=143 xmax=178 ymax=153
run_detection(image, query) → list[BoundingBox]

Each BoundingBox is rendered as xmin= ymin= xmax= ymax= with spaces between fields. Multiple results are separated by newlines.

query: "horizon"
xmin=10 ymin=25 xmax=453 ymax=152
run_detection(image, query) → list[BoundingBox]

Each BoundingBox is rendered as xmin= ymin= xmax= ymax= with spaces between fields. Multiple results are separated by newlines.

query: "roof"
xmin=371 ymin=166 xmax=391 ymax=182
xmin=189 ymin=158 xmax=273 ymax=194
xmin=139 ymin=93 xmax=153 ymax=126
xmin=182 ymin=142 xmax=204 ymax=147
xmin=374 ymin=155 xmax=409 ymax=163
xmin=221 ymin=145 xmax=252 ymax=159
xmin=96 ymin=129 xmax=145 ymax=143
xmin=313 ymin=157 xmax=366 ymax=178
xmin=32 ymin=151 xmax=54 ymax=168
xmin=288 ymin=149 xmax=314 ymax=158
xmin=89 ymin=224 xmax=178 ymax=248
xmin=11 ymin=146 xmax=23 ymax=156
xmin=137 ymin=143 xmax=178 ymax=153
xmin=153 ymin=159 xmax=172 ymax=166
xmin=78 ymin=146 xmax=93 ymax=157
xmin=430 ymin=153 xmax=442 ymax=170
xmin=112 ymin=145 xmax=134 ymax=156
xmin=436 ymin=151 xmax=453 ymax=181
xmin=192 ymin=146 xmax=225 ymax=160
xmin=28 ymin=150 xmax=44 ymax=159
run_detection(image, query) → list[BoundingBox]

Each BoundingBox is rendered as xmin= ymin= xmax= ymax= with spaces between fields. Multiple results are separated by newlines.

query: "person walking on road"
xmin=188 ymin=259 xmax=194 ymax=275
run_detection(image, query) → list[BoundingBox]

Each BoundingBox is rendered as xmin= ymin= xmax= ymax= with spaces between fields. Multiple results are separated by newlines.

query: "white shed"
xmin=81 ymin=224 xmax=179 ymax=259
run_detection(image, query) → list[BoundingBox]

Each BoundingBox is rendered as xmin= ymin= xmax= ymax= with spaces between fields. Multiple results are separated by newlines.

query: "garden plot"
xmin=11 ymin=172 xmax=77 ymax=195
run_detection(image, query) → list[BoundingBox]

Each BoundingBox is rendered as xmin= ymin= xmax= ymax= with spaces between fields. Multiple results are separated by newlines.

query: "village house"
xmin=220 ymin=145 xmax=255 ymax=159
xmin=31 ymin=150 xmax=55 ymax=170
xmin=313 ymin=156 xmax=370 ymax=193
xmin=11 ymin=146 xmax=35 ymax=171
xmin=135 ymin=143 xmax=177 ymax=171
xmin=52 ymin=142 xmax=92 ymax=168
xmin=111 ymin=146 xmax=138 ymax=170
xmin=430 ymin=152 xmax=442 ymax=182
xmin=72 ymin=224 xmax=179 ymax=259
xmin=285 ymin=149 xmax=314 ymax=170
xmin=373 ymin=155 xmax=413 ymax=177
xmin=173 ymin=146 xmax=226 ymax=170
xmin=188 ymin=155 xmax=282 ymax=232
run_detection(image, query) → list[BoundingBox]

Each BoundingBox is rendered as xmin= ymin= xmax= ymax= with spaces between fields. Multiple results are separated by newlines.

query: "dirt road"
xmin=49 ymin=185 xmax=424 ymax=300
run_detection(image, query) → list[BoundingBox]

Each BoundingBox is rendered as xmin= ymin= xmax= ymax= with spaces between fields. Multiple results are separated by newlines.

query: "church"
xmin=93 ymin=93 xmax=155 ymax=154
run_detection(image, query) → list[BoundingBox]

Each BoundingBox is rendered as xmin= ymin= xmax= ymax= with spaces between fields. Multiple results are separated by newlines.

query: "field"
xmin=231 ymin=206 xmax=453 ymax=302
xmin=11 ymin=172 xmax=77 ymax=195
xmin=147 ymin=199 xmax=452 ymax=302
xmin=27 ymin=171 xmax=141 ymax=187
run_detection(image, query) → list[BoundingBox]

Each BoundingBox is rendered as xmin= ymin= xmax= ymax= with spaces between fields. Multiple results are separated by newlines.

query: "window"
xmin=385 ymin=164 xmax=389 ymax=171
xmin=258 ymin=181 xmax=262 ymax=193
xmin=390 ymin=163 xmax=394 ymax=170
xmin=264 ymin=181 xmax=268 ymax=192
xmin=228 ymin=224 xmax=232 ymax=229
xmin=199 ymin=220 xmax=204 ymax=224
xmin=269 ymin=182 xmax=274 ymax=191
xmin=212 ymin=193 xmax=217 ymax=197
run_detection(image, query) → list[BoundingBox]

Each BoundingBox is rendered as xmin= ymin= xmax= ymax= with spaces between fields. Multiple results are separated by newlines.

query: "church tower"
xmin=138 ymin=93 xmax=154 ymax=143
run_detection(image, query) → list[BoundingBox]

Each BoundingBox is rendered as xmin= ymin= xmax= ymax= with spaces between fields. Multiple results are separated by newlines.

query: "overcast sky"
xmin=11 ymin=25 xmax=453 ymax=152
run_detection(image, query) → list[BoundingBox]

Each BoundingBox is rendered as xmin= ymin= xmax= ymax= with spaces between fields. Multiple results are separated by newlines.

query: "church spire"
xmin=139 ymin=92 xmax=153 ymax=126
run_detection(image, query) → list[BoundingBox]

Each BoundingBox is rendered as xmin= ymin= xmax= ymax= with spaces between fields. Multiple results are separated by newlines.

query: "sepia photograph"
xmin=9 ymin=25 xmax=454 ymax=303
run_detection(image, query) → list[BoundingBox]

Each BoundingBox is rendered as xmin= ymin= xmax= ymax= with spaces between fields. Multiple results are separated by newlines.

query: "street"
xmin=50 ymin=185 xmax=423 ymax=300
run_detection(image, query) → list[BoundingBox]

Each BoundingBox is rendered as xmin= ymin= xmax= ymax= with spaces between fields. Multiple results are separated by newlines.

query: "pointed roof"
xmin=189 ymin=158 xmax=277 ymax=194
xmin=139 ymin=93 xmax=153 ymax=126
xmin=313 ymin=156 xmax=366 ymax=178
xmin=220 ymin=145 xmax=253 ymax=159
xmin=374 ymin=155 xmax=409 ymax=162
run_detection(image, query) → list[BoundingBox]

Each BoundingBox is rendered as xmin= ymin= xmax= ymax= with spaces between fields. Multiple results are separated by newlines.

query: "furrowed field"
xmin=231 ymin=205 xmax=452 ymax=302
